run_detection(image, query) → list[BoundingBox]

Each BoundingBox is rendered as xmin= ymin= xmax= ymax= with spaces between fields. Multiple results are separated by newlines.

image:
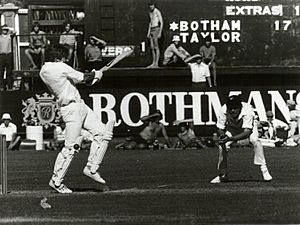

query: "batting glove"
xmin=92 ymin=69 xmax=104 ymax=82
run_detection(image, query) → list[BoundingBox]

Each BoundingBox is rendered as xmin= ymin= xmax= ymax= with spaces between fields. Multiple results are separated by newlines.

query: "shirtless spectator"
xmin=115 ymin=110 xmax=171 ymax=150
xmin=25 ymin=22 xmax=46 ymax=70
xmin=147 ymin=0 xmax=163 ymax=68
xmin=173 ymin=119 xmax=206 ymax=149
xmin=163 ymin=35 xmax=190 ymax=67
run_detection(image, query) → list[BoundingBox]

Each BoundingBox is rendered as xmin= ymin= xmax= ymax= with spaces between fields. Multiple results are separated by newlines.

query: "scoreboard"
xmin=85 ymin=0 xmax=300 ymax=66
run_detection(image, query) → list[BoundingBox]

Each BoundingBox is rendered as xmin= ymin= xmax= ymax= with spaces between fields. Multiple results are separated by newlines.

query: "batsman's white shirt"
xmin=40 ymin=62 xmax=84 ymax=106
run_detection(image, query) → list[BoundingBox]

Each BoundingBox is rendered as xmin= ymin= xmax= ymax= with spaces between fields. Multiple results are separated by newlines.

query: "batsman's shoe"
xmin=49 ymin=180 xmax=73 ymax=194
xmin=210 ymin=174 xmax=228 ymax=184
xmin=262 ymin=170 xmax=273 ymax=181
xmin=83 ymin=166 xmax=106 ymax=184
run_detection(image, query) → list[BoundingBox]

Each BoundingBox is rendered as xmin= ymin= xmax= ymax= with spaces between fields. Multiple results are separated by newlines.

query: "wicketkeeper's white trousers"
xmin=217 ymin=129 xmax=267 ymax=175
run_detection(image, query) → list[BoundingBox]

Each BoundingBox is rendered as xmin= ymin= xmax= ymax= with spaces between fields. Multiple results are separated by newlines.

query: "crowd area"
xmin=1 ymin=98 xmax=300 ymax=151
xmin=2 ymin=1 xmax=298 ymax=92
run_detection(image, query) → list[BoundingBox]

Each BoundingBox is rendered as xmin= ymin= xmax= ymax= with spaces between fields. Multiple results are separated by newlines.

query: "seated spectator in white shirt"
xmin=286 ymin=100 xmax=300 ymax=146
xmin=260 ymin=111 xmax=289 ymax=139
xmin=184 ymin=54 xmax=212 ymax=89
xmin=163 ymin=35 xmax=190 ymax=67
xmin=0 ymin=113 xmax=21 ymax=151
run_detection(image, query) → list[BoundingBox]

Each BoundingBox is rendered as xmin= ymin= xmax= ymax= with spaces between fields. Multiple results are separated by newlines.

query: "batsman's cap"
xmin=1 ymin=24 xmax=9 ymax=30
xmin=172 ymin=35 xmax=180 ymax=42
xmin=266 ymin=110 xmax=274 ymax=118
xmin=226 ymin=95 xmax=242 ymax=109
xmin=1 ymin=113 xmax=11 ymax=120
xmin=286 ymin=99 xmax=296 ymax=107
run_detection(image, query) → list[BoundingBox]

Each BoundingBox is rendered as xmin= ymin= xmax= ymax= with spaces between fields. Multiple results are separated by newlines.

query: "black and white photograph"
xmin=0 ymin=0 xmax=299 ymax=224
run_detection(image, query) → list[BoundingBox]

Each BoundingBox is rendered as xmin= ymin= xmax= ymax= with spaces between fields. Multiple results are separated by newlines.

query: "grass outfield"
xmin=0 ymin=147 xmax=299 ymax=224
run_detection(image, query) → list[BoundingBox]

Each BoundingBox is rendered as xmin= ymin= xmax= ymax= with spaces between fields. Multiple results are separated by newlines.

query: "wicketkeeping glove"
xmin=102 ymin=130 xmax=113 ymax=141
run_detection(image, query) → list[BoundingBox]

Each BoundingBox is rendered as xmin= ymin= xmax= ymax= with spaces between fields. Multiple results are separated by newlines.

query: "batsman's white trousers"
xmin=217 ymin=128 xmax=267 ymax=174
xmin=52 ymin=102 xmax=107 ymax=184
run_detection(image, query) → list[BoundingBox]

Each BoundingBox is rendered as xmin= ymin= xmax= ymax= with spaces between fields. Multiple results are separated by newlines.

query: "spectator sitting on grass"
xmin=115 ymin=110 xmax=171 ymax=150
xmin=173 ymin=119 xmax=207 ymax=149
xmin=286 ymin=100 xmax=300 ymax=146
xmin=0 ymin=113 xmax=21 ymax=151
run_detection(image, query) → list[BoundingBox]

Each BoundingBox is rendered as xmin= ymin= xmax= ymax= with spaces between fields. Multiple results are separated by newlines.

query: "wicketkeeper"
xmin=210 ymin=95 xmax=272 ymax=183
xmin=39 ymin=47 xmax=113 ymax=193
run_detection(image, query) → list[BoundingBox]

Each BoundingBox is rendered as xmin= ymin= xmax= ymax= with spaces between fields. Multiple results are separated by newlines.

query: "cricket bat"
xmin=92 ymin=48 xmax=134 ymax=85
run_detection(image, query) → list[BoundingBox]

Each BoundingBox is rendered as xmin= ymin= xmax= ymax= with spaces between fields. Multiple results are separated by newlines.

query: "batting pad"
xmin=52 ymin=147 xmax=77 ymax=186
xmin=90 ymin=120 xmax=115 ymax=173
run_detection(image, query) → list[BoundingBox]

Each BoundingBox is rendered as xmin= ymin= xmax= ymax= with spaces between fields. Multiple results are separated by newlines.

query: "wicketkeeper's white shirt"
xmin=217 ymin=102 xmax=255 ymax=130
xmin=39 ymin=62 xmax=84 ymax=106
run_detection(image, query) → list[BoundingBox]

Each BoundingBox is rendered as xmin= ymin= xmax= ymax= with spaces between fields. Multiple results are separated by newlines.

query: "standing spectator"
xmin=25 ymin=22 xmax=46 ymax=70
xmin=163 ymin=35 xmax=190 ymax=67
xmin=147 ymin=0 xmax=163 ymax=68
xmin=200 ymin=37 xmax=217 ymax=86
xmin=0 ymin=113 xmax=21 ymax=151
xmin=59 ymin=22 xmax=83 ymax=65
xmin=184 ymin=54 xmax=212 ymax=89
xmin=84 ymin=35 xmax=107 ymax=71
xmin=286 ymin=100 xmax=300 ymax=146
xmin=0 ymin=25 xmax=15 ymax=91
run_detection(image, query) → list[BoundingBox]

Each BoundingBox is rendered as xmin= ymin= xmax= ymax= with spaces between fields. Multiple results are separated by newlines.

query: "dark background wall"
xmin=84 ymin=0 xmax=300 ymax=67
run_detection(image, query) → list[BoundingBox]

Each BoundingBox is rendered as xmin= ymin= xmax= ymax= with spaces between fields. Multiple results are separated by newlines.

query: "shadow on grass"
xmin=225 ymin=179 xmax=268 ymax=183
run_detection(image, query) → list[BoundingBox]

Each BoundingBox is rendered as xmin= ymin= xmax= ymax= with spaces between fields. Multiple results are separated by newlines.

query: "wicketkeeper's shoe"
xmin=83 ymin=166 xmax=106 ymax=184
xmin=49 ymin=180 xmax=73 ymax=194
xmin=210 ymin=174 xmax=228 ymax=184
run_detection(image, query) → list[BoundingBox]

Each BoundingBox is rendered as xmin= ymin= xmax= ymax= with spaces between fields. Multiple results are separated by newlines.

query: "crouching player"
xmin=39 ymin=47 xmax=113 ymax=193
xmin=116 ymin=110 xmax=171 ymax=150
xmin=173 ymin=119 xmax=206 ymax=149
xmin=210 ymin=95 xmax=272 ymax=183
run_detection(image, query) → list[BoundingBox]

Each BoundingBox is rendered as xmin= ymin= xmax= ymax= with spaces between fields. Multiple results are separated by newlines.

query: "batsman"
xmin=210 ymin=95 xmax=272 ymax=183
xmin=39 ymin=47 xmax=114 ymax=194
